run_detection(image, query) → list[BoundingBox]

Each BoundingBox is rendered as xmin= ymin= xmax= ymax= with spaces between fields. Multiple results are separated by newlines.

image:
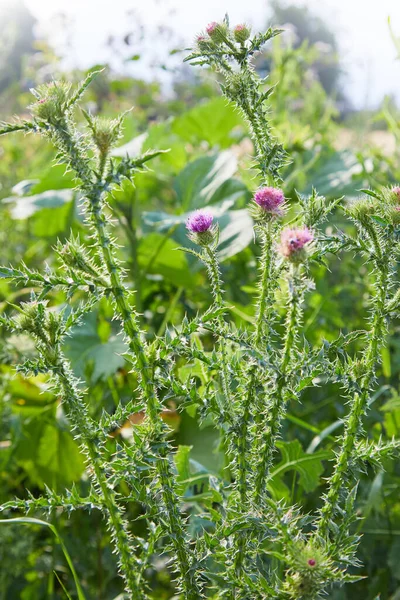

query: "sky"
xmin=14 ymin=0 xmax=400 ymax=109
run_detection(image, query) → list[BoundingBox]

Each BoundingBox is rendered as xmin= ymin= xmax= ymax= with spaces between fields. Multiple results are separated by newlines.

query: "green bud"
xmin=233 ymin=24 xmax=251 ymax=43
xmin=88 ymin=116 xmax=122 ymax=155
xmin=29 ymin=82 xmax=71 ymax=125
xmin=206 ymin=21 xmax=229 ymax=44
xmin=345 ymin=197 xmax=376 ymax=222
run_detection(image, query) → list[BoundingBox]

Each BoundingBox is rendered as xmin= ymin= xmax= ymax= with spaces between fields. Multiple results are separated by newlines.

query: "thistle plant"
xmin=0 ymin=17 xmax=400 ymax=600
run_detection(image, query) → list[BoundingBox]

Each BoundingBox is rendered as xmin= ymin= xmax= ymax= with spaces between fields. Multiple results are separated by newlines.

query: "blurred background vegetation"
xmin=1 ymin=1 xmax=400 ymax=599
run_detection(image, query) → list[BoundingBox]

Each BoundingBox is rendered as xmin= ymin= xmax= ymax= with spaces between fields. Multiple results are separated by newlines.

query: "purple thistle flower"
xmin=186 ymin=209 xmax=213 ymax=233
xmin=253 ymin=187 xmax=285 ymax=215
xmin=279 ymin=226 xmax=313 ymax=259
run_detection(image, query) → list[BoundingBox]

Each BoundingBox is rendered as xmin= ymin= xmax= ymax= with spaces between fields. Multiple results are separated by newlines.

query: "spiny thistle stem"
xmin=253 ymin=264 xmax=303 ymax=503
xmin=55 ymin=122 xmax=200 ymax=598
xmin=55 ymin=359 xmax=143 ymax=600
xmin=235 ymin=223 xmax=276 ymax=504
xmin=254 ymin=223 xmax=275 ymax=347
xmin=205 ymin=245 xmax=231 ymax=405
xmin=317 ymin=258 xmax=389 ymax=537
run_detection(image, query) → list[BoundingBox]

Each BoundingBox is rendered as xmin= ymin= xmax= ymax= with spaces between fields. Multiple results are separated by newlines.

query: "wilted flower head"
xmin=186 ymin=209 xmax=216 ymax=246
xmin=279 ymin=226 xmax=313 ymax=262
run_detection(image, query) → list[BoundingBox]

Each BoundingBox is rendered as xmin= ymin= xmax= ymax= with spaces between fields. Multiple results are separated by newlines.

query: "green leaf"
xmin=30 ymin=163 xmax=76 ymax=193
xmin=174 ymin=152 xmax=244 ymax=211
xmin=171 ymin=97 xmax=245 ymax=148
xmin=36 ymin=424 xmax=85 ymax=482
xmin=175 ymin=445 xmax=192 ymax=493
xmin=14 ymin=419 xmax=85 ymax=487
xmin=2 ymin=189 xmax=73 ymax=219
xmin=64 ymin=312 xmax=127 ymax=381
xmin=269 ymin=440 xmax=331 ymax=497
xmin=303 ymin=150 xmax=367 ymax=197
xmin=217 ymin=209 xmax=253 ymax=261
xmin=138 ymin=233 xmax=195 ymax=287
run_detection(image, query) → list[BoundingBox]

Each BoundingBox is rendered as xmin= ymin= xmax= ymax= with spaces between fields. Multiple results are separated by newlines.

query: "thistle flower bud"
xmin=251 ymin=186 xmax=285 ymax=221
xmin=88 ymin=116 xmax=122 ymax=155
xmin=279 ymin=226 xmax=313 ymax=263
xmin=29 ymin=82 xmax=71 ymax=125
xmin=233 ymin=23 xmax=251 ymax=43
xmin=186 ymin=209 xmax=216 ymax=246
xmin=206 ymin=21 xmax=228 ymax=44
xmin=196 ymin=34 xmax=211 ymax=52
xmin=345 ymin=197 xmax=376 ymax=222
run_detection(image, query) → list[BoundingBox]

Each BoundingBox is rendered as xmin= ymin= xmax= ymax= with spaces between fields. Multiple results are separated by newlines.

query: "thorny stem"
xmin=235 ymin=224 xmax=275 ymax=505
xmin=205 ymin=245 xmax=231 ymax=406
xmin=55 ymin=123 xmax=200 ymax=599
xmin=254 ymin=223 xmax=274 ymax=347
xmin=253 ymin=264 xmax=302 ymax=503
xmin=232 ymin=226 xmax=277 ymax=580
xmin=318 ymin=256 xmax=389 ymax=537
xmin=55 ymin=358 xmax=142 ymax=600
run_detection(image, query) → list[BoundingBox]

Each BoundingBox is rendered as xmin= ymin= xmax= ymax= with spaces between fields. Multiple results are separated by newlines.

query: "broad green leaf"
xmin=171 ymin=97 xmax=245 ymax=148
xmin=31 ymin=200 xmax=75 ymax=238
xmin=64 ymin=312 xmax=127 ymax=381
xmin=2 ymin=189 xmax=73 ymax=219
xmin=36 ymin=424 xmax=85 ymax=482
xmin=14 ymin=419 xmax=85 ymax=487
xmin=138 ymin=233 xmax=195 ymax=287
xmin=217 ymin=209 xmax=254 ymax=261
xmin=269 ymin=440 xmax=331 ymax=497
xmin=303 ymin=150 xmax=368 ymax=197
xmin=174 ymin=152 xmax=241 ymax=211
xmin=142 ymin=120 xmax=187 ymax=172
xmin=29 ymin=163 xmax=76 ymax=193
xmin=381 ymin=346 xmax=391 ymax=378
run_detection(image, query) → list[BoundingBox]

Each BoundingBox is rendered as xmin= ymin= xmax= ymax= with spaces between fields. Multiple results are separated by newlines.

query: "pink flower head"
xmin=206 ymin=22 xmax=219 ymax=36
xmin=393 ymin=186 xmax=400 ymax=200
xmin=254 ymin=187 xmax=285 ymax=215
xmin=279 ymin=226 xmax=313 ymax=259
xmin=308 ymin=559 xmax=316 ymax=567
xmin=233 ymin=23 xmax=251 ymax=43
xmin=186 ymin=209 xmax=213 ymax=233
